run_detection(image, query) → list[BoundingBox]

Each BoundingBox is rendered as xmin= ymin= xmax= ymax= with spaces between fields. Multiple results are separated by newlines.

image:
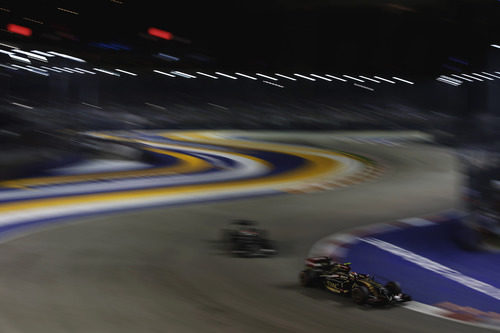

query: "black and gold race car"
xmin=299 ymin=256 xmax=411 ymax=305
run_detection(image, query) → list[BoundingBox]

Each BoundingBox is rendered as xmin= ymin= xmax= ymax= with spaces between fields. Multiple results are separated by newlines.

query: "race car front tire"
xmin=352 ymin=286 xmax=369 ymax=305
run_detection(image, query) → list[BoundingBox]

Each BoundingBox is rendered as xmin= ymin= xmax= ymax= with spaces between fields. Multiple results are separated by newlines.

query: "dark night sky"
xmin=0 ymin=0 xmax=499 ymax=75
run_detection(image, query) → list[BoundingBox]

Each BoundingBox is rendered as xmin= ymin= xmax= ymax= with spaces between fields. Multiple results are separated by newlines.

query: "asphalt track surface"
xmin=0 ymin=132 xmax=491 ymax=333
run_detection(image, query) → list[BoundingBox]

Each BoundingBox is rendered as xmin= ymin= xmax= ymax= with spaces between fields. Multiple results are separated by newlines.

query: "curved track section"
xmin=0 ymin=131 xmax=488 ymax=332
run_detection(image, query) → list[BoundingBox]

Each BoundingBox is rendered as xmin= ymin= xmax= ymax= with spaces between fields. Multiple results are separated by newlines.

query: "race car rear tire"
xmin=352 ymin=286 xmax=369 ymax=305
xmin=385 ymin=281 xmax=402 ymax=295
xmin=300 ymin=269 xmax=317 ymax=287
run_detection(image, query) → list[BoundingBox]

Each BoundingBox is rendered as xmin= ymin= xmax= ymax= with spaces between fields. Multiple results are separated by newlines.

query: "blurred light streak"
xmin=11 ymin=102 xmax=33 ymax=109
xmin=0 ymin=43 xmax=16 ymax=49
xmin=310 ymin=74 xmax=332 ymax=81
xmin=263 ymin=80 xmax=284 ymax=88
xmin=145 ymin=102 xmax=166 ymax=110
xmin=31 ymin=50 xmax=55 ymax=57
xmin=215 ymin=72 xmax=237 ymax=79
xmin=110 ymin=0 xmax=124 ymax=4
xmin=93 ymin=68 xmax=120 ymax=76
xmin=12 ymin=49 xmax=47 ymax=62
xmin=148 ymin=27 xmax=173 ymax=40
xmin=23 ymin=17 xmax=43 ymax=24
xmin=343 ymin=75 xmax=364 ymax=82
xmin=439 ymin=75 xmax=461 ymax=84
xmin=451 ymin=74 xmax=473 ymax=82
xmin=235 ymin=72 xmax=257 ymax=80
xmin=0 ymin=8 xmax=10 ymax=12
xmin=57 ymin=8 xmax=79 ymax=15
xmin=157 ymin=53 xmax=179 ymax=61
xmin=11 ymin=64 xmax=48 ymax=76
xmin=491 ymin=44 xmax=500 ymax=49
xmin=0 ymin=64 xmax=18 ymax=70
xmin=52 ymin=66 xmax=74 ymax=73
xmin=171 ymin=70 xmax=196 ymax=78
xmin=27 ymin=65 xmax=47 ymax=72
xmin=359 ymin=75 xmax=380 ymax=83
xmin=293 ymin=73 xmax=315 ymax=81
xmin=6 ymin=24 xmax=32 ymax=36
xmin=74 ymin=67 xmax=96 ymax=74
xmin=82 ymin=102 xmax=102 ymax=109
xmin=207 ymin=103 xmax=228 ymax=110
xmin=256 ymin=73 xmax=278 ymax=81
xmin=48 ymin=51 xmax=85 ymax=62
xmin=462 ymin=73 xmax=483 ymax=81
xmin=196 ymin=72 xmax=218 ymax=79
xmin=325 ymin=74 xmax=347 ymax=82
xmin=154 ymin=70 xmax=175 ymax=77
xmin=40 ymin=66 xmax=61 ymax=73
xmin=472 ymin=73 xmax=494 ymax=80
xmin=482 ymin=72 xmax=500 ymax=79
xmin=66 ymin=67 xmax=85 ymax=74
xmin=115 ymin=68 xmax=138 ymax=76
xmin=275 ymin=73 xmax=296 ymax=81
xmin=9 ymin=54 xmax=30 ymax=63
xmin=374 ymin=76 xmax=396 ymax=84
xmin=353 ymin=83 xmax=374 ymax=91
xmin=392 ymin=76 xmax=414 ymax=84
xmin=437 ymin=77 xmax=460 ymax=86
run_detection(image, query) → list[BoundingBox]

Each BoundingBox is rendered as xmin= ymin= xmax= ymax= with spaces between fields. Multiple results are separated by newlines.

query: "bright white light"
xmin=196 ymin=72 xmax=218 ymax=79
xmin=154 ymin=70 xmax=175 ymax=77
xmin=9 ymin=54 xmax=30 ymax=64
xmin=472 ymin=73 xmax=494 ymax=81
xmin=293 ymin=73 xmax=315 ymax=81
xmin=451 ymin=74 xmax=472 ymax=82
xmin=310 ymin=74 xmax=332 ymax=81
xmin=263 ymin=80 xmax=284 ymax=88
xmin=48 ymin=51 xmax=86 ymax=63
xmin=491 ymin=44 xmax=500 ymax=49
xmin=274 ymin=73 xmax=296 ymax=81
xmin=325 ymin=74 xmax=347 ymax=82
xmin=12 ymin=49 xmax=47 ymax=62
xmin=115 ymin=68 xmax=138 ymax=76
xmin=0 ymin=50 xmax=13 ymax=56
xmin=437 ymin=77 xmax=460 ymax=86
xmin=235 ymin=72 xmax=257 ymax=80
xmin=343 ymin=75 xmax=364 ymax=82
xmin=440 ymin=75 xmax=461 ymax=84
xmin=392 ymin=76 xmax=414 ymax=85
xmin=462 ymin=73 xmax=482 ymax=81
xmin=374 ymin=76 xmax=396 ymax=84
xmin=31 ymin=50 xmax=55 ymax=57
xmin=11 ymin=102 xmax=33 ymax=109
xmin=256 ymin=73 xmax=278 ymax=81
xmin=481 ymin=72 xmax=500 ymax=79
xmin=359 ymin=76 xmax=380 ymax=83
xmin=353 ymin=83 xmax=374 ymax=91
xmin=215 ymin=72 xmax=237 ymax=79
xmin=93 ymin=68 xmax=120 ymax=76
xmin=74 ymin=67 xmax=96 ymax=74
xmin=171 ymin=70 xmax=195 ymax=78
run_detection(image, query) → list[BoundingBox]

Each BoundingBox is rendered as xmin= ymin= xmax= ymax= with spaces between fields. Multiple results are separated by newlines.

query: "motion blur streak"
xmin=6 ymin=24 xmax=31 ymax=36
xmin=361 ymin=238 xmax=500 ymax=301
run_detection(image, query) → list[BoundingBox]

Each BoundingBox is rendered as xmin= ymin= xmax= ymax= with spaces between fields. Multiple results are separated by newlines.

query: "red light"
xmin=148 ymin=27 xmax=173 ymax=40
xmin=7 ymin=24 xmax=32 ymax=37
